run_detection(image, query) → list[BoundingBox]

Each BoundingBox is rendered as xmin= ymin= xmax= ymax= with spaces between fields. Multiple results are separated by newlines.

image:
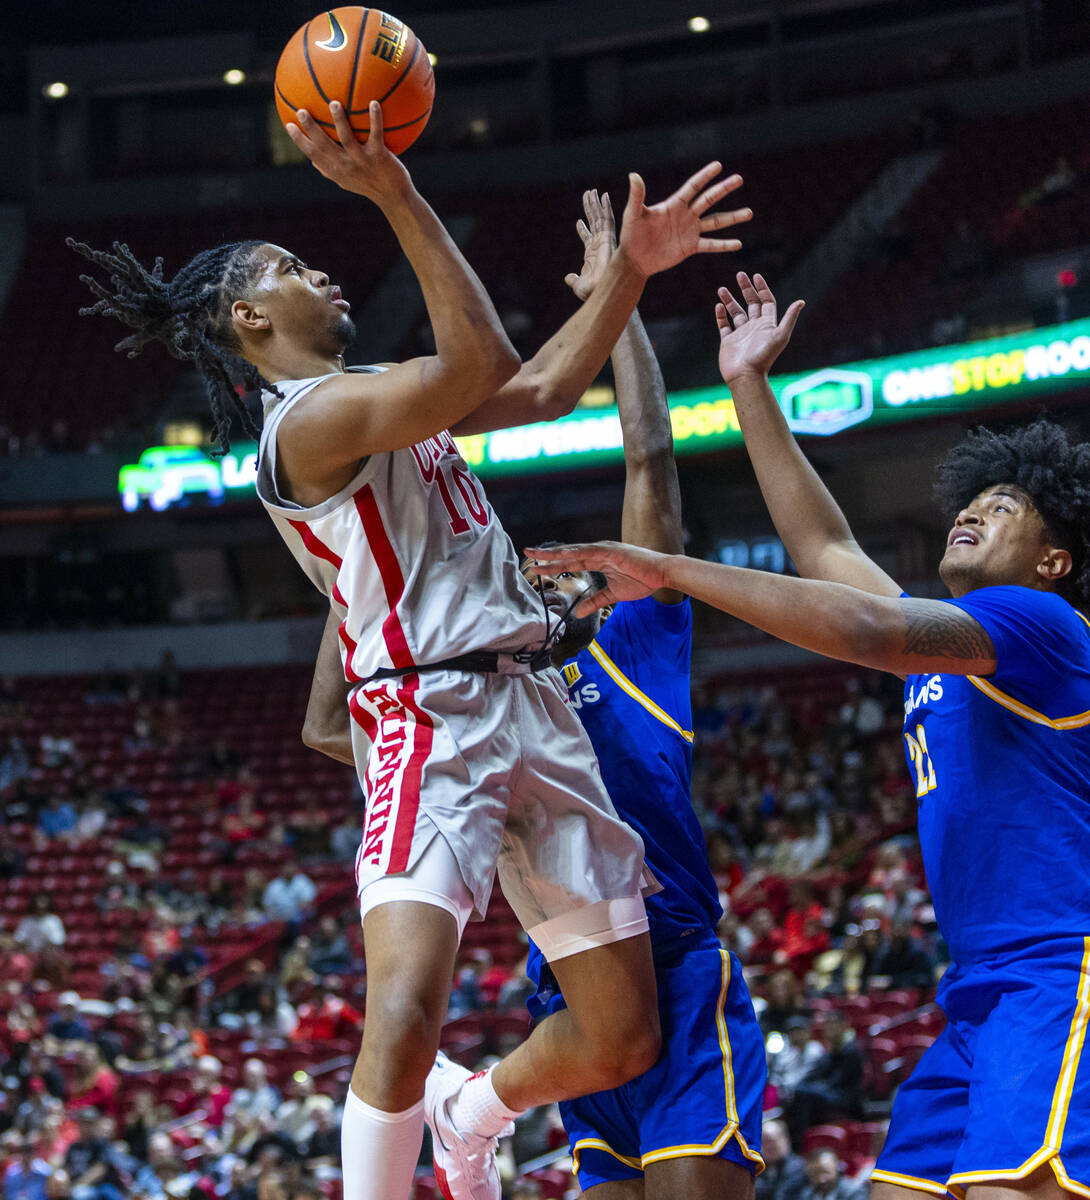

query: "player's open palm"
xmin=716 ymin=272 xmax=805 ymax=385
xmin=565 ymin=190 xmax=617 ymax=301
xmin=620 ymin=163 xmax=751 ymax=278
xmin=526 ymin=541 xmax=669 ymax=614
xmin=286 ymin=100 xmax=412 ymax=207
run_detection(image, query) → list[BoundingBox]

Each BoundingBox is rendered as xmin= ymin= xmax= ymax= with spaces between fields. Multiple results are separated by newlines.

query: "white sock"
xmin=340 ymin=1086 xmax=425 ymax=1200
xmin=449 ymin=1067 xmax=524 ymax=1139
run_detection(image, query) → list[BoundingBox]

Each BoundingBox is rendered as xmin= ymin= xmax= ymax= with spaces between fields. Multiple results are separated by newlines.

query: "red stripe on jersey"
xmin=287 ymin=519 xmax=343 ymax=570
xmin=331 ymin=581 xmax=347 ymax=607
xmin=339 ymin=622 xmax=363 ymax=683
xmin=353 ymin=484 xmax=414 ymax=670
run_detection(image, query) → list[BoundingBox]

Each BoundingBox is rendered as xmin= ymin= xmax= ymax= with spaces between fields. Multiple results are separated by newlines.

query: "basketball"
xmin=274 ymin=8 xmax=435 ymax=156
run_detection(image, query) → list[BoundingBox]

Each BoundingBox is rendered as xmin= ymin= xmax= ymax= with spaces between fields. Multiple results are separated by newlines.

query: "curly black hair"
xmin=67 ymin=237 xmax=277 ymax=456
xmin=934 ymin=418 xmax=1090 ymax=608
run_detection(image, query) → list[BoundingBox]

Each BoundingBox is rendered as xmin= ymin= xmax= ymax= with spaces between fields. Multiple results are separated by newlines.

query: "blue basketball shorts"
xmin=560 ymin=937 xmax=767 ymax=1192
xmin=873 ymin=936 xmax=1090 ymax=1198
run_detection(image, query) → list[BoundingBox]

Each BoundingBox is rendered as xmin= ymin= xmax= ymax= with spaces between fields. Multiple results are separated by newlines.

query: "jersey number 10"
xmin=436 ymin=464 xmax=488 ymax=535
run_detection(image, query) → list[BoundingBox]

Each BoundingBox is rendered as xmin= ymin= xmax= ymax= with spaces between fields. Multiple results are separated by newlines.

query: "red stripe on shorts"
xmin=287 ymin=518 xmax=343 ymax=570
xmin=387 ymin=676 xmax=433 ymax=872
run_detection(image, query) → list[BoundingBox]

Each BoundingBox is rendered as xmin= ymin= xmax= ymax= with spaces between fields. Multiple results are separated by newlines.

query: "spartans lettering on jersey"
xmin=904 ymin=674 xmax=944 ymax=718
xmin=569 ymin=681 xmax=601 ymax=710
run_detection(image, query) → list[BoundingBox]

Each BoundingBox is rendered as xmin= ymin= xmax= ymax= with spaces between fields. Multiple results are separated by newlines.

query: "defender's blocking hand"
xmin=619 ymin=163 xmax=751 ymax=279
xmin=716 ymin=272 xmax=805 ymax=386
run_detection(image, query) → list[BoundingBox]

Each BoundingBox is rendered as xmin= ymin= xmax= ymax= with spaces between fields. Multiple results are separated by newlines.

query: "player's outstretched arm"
xmin=453 ymin=165 xmax=752 ymax=435
xmin=277 ymin=101 xmax=518 ymax=474
xmin=302 ymin=609 xmax=355 ymax=766
xmin=526 ymin=541 xmax=997 ymax=677
xmin=718 ymin=273 xmax=901 ymax=598
xmin=567 ymin=191 xmax=687 ymax=601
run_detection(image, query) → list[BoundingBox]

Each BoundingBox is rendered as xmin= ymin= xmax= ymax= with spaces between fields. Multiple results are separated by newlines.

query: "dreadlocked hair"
xmin=935 ymin=418 xmax=1090 ymax=609
xmin=67 ymin=237 xmax=280 ymax=456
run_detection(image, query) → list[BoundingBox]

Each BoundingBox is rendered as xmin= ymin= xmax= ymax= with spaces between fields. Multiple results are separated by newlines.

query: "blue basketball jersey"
xmin=527 ymin=596 xmax=720 ymax=998
xmin=902 ymin=585 xmax=1090 ymax=967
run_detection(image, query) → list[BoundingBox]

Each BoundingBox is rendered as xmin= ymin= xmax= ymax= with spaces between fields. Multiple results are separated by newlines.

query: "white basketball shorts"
xmin=348 ymin=666 xmax=653 ymax=961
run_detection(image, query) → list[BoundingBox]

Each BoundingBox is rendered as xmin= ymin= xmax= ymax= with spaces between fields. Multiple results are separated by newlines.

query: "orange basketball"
xmin=274 ymin=8 xmax=435 ymax=156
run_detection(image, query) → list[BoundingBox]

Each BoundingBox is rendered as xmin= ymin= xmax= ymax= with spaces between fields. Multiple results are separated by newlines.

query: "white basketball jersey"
xmin=255 ymin=369 xmax=549 ymax=681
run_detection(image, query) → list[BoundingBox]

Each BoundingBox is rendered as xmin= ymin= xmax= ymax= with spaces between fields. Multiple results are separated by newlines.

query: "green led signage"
xmin=118 ymin=317 xmax=1090 ymax=510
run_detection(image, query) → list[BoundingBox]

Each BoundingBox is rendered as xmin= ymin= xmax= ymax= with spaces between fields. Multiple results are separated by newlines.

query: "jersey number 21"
xmin=905 ymin=724 xmax=937 ymax=798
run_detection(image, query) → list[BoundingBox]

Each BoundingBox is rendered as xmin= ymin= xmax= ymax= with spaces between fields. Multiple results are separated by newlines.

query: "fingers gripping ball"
xmin=275 ymin=8 xmax=435 ymax=155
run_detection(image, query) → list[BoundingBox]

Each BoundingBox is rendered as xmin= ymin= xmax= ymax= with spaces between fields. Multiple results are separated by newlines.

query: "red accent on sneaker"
xmin=434 ymin=1164 xmax=455 ymax=1200
xmin=466 ymin=1071 xmax=488 ymax=1082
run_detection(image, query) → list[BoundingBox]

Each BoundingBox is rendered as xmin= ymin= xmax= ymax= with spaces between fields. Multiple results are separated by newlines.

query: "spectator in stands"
xmin=113 ymin=813 xmax=167 ymax=873
xmin=290 ymin=985 xmax=361 ymax=1043
xmin=162 ymin=928 xmax=210 ymax=996
xmin=769 ymin=1015 xmax=825 ymax=1104
xmin=102 ymin=774 xmax=145 ymax=818
xmin=306 ymin=916 xmax=351 ymax=977
xmin=760 ymin=969 xmax=809 ymax=1035
xmin=119 ymin=1090 xmax=158 ymax=1161
xmin=755 ymin=1119 xmax=807 ymax=1200
xmin=0 ymin=736 xmax=31 ymax=791
xmin=37 ymin=796 xmax=77 ymax=840
xmin=799 ymin=1149 xmax=864 ymax=1200
xmin=328 ymin=815 xmax=359 ymax=863
xmin=884 ymin=871 xmax=928 ymax=928
xmin=261 ymin=864 xmax=316 ymax=926
xmin=67 ymin=796 xmax=108 ymax=845
xmin=301 ymin=1105 xmax=338 ymax=1167
xmin=44 ymin=1170 xmax=72 ymax=1200
xmin=785 ymin=1011 xmax=864 ymax=1149
xmin=175 ymin=1056 xmax=232 ymax=1129
xmin=745 ymin=907 xmax=784 ymax=966
xmin=63 ymin=1108 xmax=127 ymax=1200
xmin=43 ymin=994 xmax=89 ymax=1051
xmin=67 ymin=1046 xmax=119 ymax=1119
xmin=38 ymin=735 xmax=77 ymax=771
xmin=227 ymin=1060 xmax=280 ymax=1126
xmin=129 ymin=1130 xmax=201 ymax=1200
xmin=868 ymin=920 xmax=934 ymax=992
xmin=3 ymin=1139 xmax=51 ymax=1200
xmin=223 ymin=790 xmax=267 ymax=849
xmin=279 ymin=936 xmax=314 ymax=991
xmin=274 ymin=1075 xmax=334 ymax=1148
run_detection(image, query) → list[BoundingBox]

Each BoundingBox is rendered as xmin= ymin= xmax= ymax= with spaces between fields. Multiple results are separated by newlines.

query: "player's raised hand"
xmin=619 ymin=163 xmax=751 ymax=278
xmin=565 ymin=190 xmax=617 ymax=302
xmin=716 ymin=272 xmax=805 ymax=385
xmin=285 ymin=100 xmax=412 ymax=207
xmin=525 ymin=541 xmax=670 ymax=615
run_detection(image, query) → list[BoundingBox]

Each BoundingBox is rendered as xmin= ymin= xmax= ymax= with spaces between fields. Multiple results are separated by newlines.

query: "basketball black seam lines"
xmin=302 ymin=18 xmax=331 ymax=105
xmin=345 ymin=8 xmax=370 ymax=117
xmin=275 ymin=83 xmax=431 ymax=132
xmin=376 ymin=35 xmax=419 ymax=105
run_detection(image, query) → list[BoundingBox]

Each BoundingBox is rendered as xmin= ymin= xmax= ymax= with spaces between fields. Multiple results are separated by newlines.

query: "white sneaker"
xmin=425 ymin=1051 xmax=512 ymax=1200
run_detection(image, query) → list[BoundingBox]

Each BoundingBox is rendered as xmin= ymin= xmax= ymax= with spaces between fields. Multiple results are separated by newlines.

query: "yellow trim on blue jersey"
xmin=562 ymin=661 xmax=581 ymax=686
xmin=965 ymin=675 xmax=1090 ymax=730
xmin=573 ymin=950 xmax=765 ymax=1182
xmin=944 ymin=939 xmax=1090 ymax=1196
xmin=1052 ymin=1156 xmax=1090 ymax=1200
xmin=1046 ymin=936 xmax=1090 ymax=1147
xmin=586 ymin=640 xmax=694 ymax=744
xmin=869 ymin=1168 xmax=950 ymax=1196
xmin=571 ymin=1138 xmax=641 ymax=1175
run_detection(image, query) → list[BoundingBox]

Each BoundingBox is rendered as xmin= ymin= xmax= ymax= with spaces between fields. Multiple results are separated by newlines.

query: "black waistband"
xmin=363 ymin=645 xmax=552 ymax=682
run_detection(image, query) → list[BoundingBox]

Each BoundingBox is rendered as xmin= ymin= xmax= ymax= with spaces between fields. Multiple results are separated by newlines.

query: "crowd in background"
xmin=1 ymin=659 xmax=941 ymax=1198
